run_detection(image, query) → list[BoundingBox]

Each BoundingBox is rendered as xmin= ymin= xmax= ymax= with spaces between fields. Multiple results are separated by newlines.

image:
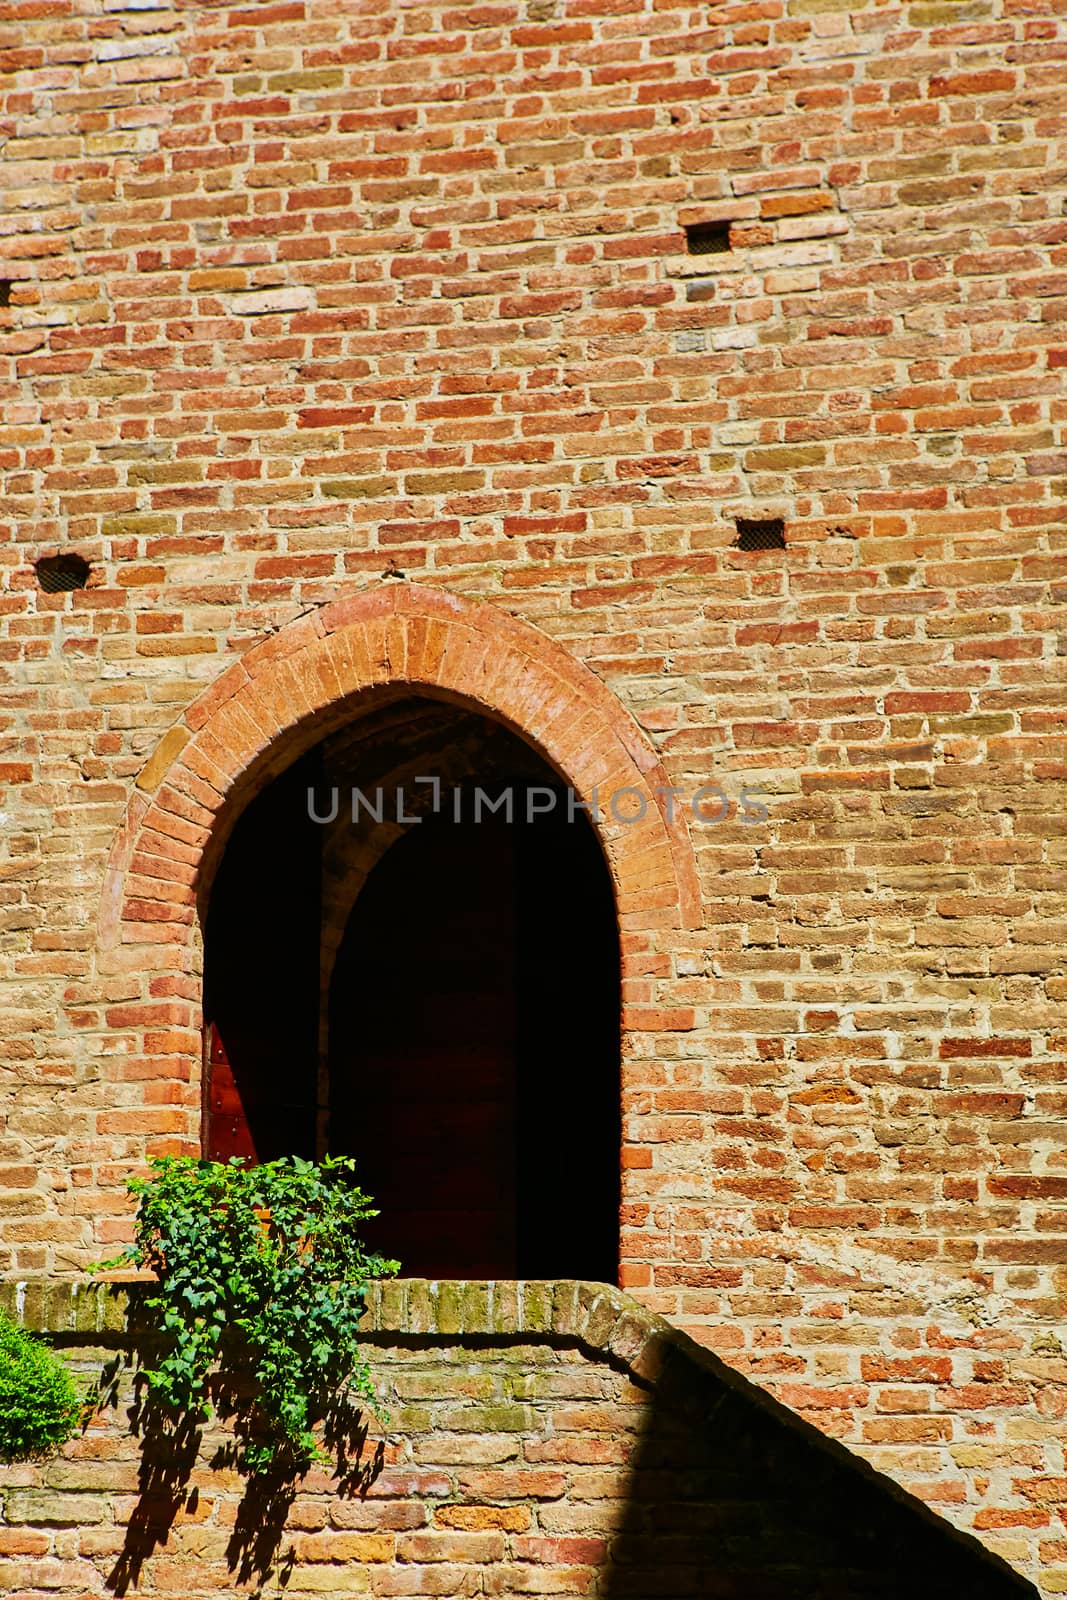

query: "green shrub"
xmin=0 ymin=1311 xmax=81 ymax=1460
xmin=100 ymin=1154 xmax=399 ymax=1475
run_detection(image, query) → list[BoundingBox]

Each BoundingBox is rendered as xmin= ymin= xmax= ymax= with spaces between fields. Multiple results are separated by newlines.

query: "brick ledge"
xmin=1 ymin=1279 xmax=664 ymax=1379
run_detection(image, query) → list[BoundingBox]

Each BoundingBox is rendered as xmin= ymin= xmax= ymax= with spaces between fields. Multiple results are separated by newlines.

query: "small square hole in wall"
xmin=735 ymin=518 xmax=786 ymax=552
xmin=35 ymin=553 xmax=91 ymax=593
xmin=684 ymin=220 xmax=732 ymax=256
xmin=0 ymin=282 xmax=11 ymax=308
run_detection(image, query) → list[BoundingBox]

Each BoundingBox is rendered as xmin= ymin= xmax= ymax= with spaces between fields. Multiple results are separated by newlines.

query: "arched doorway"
xmin=99 ymin=583 xmax=703 ymax=1296
xmin=202 ymin=694 xmax=621 ymax=1283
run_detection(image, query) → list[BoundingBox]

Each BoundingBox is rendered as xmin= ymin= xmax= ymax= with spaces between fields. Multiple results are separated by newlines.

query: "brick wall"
xmin=0 ymin=1280 xmax=1038 ymax=1599
xmin=2 ymin=0 xmax=1067 ymax=1591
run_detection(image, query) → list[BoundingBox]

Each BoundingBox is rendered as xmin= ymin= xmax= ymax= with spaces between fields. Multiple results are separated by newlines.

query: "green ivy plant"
xmin=0 ymin=1309 xmax=81 ymax=1460
xmin=99 ymin=1154 xmax=399 ymax=1475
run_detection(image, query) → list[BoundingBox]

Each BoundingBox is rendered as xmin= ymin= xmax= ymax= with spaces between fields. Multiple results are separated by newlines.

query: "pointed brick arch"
xmin=100 ymin=585 xmax=701 ymax=973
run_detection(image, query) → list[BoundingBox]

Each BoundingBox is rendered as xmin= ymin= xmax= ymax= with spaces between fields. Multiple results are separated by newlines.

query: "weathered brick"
xmin=1 ymin=0 xmax=1065 ymax=1590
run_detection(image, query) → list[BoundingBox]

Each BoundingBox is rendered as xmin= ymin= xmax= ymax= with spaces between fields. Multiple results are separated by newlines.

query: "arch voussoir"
xmin=183 ymin=659 xmax=251 ymax=734
xmin=101 ymin=585 xmax=703 ymax=963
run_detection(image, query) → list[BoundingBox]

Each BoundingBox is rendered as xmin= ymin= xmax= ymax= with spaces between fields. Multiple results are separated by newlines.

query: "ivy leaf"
xmin=116 ymin=1154 xmax=399 ymax=1475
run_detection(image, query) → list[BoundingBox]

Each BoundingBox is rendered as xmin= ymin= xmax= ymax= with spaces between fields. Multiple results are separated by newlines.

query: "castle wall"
xmin=0 ymin=1280 xmax=1037 ymax=1600
xmin=1 ymin=0 xmax=1066 ymax=1588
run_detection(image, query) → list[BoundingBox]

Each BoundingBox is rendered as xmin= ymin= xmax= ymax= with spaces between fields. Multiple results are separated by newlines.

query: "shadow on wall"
xmin=602 ymin=1330 xmax=1037 ymax=1600
xmin=6 ymin=1282 xmax=1038 ymax=1600
xmin=88 ymin=1324 xmax=382 ymax=1597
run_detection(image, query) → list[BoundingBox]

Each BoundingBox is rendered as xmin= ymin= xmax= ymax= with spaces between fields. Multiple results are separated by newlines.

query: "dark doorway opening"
xmin=329 ymin=783 xmax=621 ymax=1282
xmin=202 ymin=748 xmax=323 ymax=1164
xmin=201 ymin=700 xmax=622 ymax=1284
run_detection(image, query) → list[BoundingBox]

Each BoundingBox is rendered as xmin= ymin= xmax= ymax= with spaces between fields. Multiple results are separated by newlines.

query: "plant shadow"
xmin=90 ymin=1356 xmax=204 ymax=1598
xmin=211 ymin=1389 xmax=385 ymax=1587
xmin=89 ymin=1337 xmax=384 ymax=1595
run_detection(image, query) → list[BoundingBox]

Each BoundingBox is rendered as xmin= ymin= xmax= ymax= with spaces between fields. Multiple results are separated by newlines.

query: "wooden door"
xmin=329 ymin=817 xmax=519 ymax=1277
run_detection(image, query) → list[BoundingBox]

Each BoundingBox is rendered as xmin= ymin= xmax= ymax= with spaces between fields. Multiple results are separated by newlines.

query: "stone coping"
xmin=0 ymin=1276 xmax=711 ymax=1435
xmin=0 ymin=1278 xmax=671 ymax=1382
xmin=0 ymin=1274 xmax=812 ymax=1442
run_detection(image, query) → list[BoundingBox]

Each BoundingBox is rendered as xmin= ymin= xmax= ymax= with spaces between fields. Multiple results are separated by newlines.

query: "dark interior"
xmin=329 ymin=784 xmax=621 ymax=1280
xmin=202 ymin=749 xmax=323 ymax=1163
xmin=202 ymin=711 xmax=622 ymax=1283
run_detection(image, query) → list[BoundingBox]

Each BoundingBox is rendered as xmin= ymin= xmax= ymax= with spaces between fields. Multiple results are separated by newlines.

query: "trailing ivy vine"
xmin=100 ymin=1155 xmax=398 ymax=1476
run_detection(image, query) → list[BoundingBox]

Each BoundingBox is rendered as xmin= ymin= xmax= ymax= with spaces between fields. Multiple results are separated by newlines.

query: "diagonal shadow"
xmin=600 ymin=1331 xmax=1039 ymax=1600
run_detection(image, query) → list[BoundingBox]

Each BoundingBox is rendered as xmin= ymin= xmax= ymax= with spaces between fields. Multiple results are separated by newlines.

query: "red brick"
xmin=2 ymin=5 xmax=1065 ymax=1586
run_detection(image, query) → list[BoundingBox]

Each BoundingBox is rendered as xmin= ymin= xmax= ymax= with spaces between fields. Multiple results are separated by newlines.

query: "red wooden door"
xmin=329 ymin=818 xmax=519 ymax=1278
xmin=203 ymin=1024 xmax=257 ymax=1162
